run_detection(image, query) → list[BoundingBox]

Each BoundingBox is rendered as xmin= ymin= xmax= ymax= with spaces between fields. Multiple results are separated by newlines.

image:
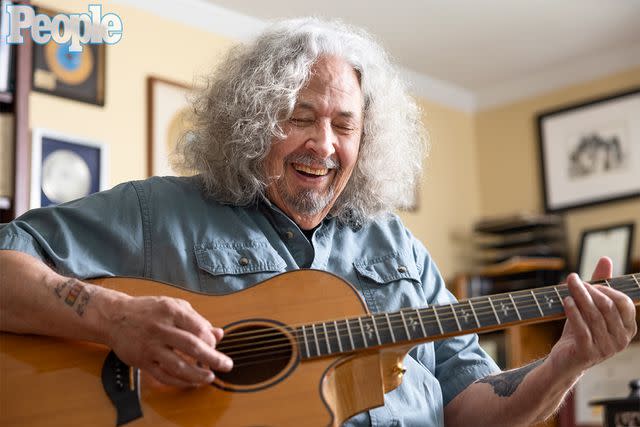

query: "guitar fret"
xmin=301 ymin=325 xmax=310 ymax=358
xmin=508 ymin=294 xmax=522 ymax=321
xmin=604 ymin=279 xmax=612 ymax=287
xmin=385 ymin=313 xmax=396 ymax=343
xmin=531 ymin=290 xmax=544 ymax=316
xmin=633 ymin=275 xmax=640 ymax=289
xmin=553 ymin=286 xmax=563 ymax=306
xmin=345 ymin=319 xmax=355 ymax=350
xmin=415 ymin=308 xmax=427 ymax=336
xmin=468 ymin=300 xmax=481 ymax=327
xmin=399 ymin=311 xmax=411 ymax=340
xmin=312 ymin=324 xmax=321 ymax=355
xmin=358 ymin=317 xmax=368 ymax=347
xmin=450 ymin=303 xmax=462 ymax=331
xmin=487 ymin=296 xmax=500 ymax=324
xmin=433 ymin=307 xmax=444 ymax=334
xmin=322 ymin=322 xmax=331 ymax=354
xmin=371 ymin=315 xmax=382 ymax=345
xmin=333 ymin=321 xmax=343 ymax=353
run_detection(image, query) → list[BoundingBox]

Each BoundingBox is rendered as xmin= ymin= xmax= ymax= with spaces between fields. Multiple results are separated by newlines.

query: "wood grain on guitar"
xmin=1 ymin=270 xmax=638 ymax=426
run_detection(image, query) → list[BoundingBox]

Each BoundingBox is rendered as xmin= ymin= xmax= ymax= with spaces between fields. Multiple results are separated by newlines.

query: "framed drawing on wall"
xmin=30 ymin=128 xmax=108 ymax=209
xmin=31 ymin=6 xmax=106 ymax=106
xmin=147 ymin=76 xmax=194 ymax=177
xmin=576 ymin=223 xmax=634 ymax=279
xmin=537 ymin=88 xmax=640 ymax=213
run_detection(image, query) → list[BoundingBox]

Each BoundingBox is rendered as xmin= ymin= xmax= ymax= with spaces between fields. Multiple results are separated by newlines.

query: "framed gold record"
xmin=32 ymin=6 xmax=106 ymax=106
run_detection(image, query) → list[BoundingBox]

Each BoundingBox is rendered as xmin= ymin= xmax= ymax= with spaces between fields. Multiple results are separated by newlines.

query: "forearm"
xmin=445 ymin=358 xmax=582 ymax=427
xmin=0 ymin=250 xmax=126 ymax=345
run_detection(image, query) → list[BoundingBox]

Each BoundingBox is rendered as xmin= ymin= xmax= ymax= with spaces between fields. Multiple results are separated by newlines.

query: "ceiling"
xmin=125 ymin=0 xmax=640 ymax=110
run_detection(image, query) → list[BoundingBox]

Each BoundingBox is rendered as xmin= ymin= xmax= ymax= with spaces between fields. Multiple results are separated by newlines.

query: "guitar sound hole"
xmin=214 ymin=322 xmax=294 ymax=388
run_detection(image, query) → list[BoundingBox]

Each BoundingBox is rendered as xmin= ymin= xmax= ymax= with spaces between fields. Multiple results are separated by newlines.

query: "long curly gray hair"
xmin=176 ymin=17 xmax=427 ymax=225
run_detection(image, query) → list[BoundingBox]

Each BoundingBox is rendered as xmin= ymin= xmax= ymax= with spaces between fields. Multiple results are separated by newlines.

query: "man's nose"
xmin=305 ymin=121 xmax=336 ymax=159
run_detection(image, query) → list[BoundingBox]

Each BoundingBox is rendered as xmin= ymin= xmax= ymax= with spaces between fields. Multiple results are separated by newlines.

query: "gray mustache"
xmin=285 ymin=153 xmax=341 ymax=170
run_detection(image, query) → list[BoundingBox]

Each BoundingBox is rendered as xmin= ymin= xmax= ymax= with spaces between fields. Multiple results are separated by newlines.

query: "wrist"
xmin=85 ymin=283 xmax=132 ymax=347
xmin=546 ymin=351 xmax=585 ymax=386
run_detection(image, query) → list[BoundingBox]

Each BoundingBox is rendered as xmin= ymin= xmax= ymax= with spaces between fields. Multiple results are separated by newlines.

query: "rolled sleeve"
xmin=0 ymin=182 xmax=145 ymax=279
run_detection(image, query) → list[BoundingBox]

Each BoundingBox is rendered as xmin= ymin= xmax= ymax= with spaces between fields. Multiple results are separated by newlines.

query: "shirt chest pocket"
xmin=194 ymin=241 xmax=287 ymax=294
xmin=353 ymin=252 xmax=424 ymax=313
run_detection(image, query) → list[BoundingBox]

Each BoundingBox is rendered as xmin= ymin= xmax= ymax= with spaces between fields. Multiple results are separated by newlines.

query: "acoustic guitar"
xmin=1 ymin=270 xmax=639 ymax=426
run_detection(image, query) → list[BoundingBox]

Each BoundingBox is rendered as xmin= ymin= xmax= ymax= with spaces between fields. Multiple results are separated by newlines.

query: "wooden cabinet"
xmin=0 ymin=0 xmax=32 ymax=222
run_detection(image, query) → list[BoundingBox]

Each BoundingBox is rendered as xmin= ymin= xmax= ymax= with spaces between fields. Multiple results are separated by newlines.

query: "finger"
xmin=172 ymin=305 xmax=218 ymax=347
xmin=563 ymin=296 xmax=592 ymax=349
xmin=584 ymin=285 xmax=627 ymax=352
xmin=590 ymin=257 xmax=613 ymax=282
xmin=597 ymin=286 xmax=638 ymax=337
xmin=146 ymin=362 xmax=198 ymax=388
xmin=165 ymin=328 xmax=233 ymax=372
xmin=567 ymin=275 xmax=608 ymax=344
xmin=156 ymin=347 xmax=216 ymax=385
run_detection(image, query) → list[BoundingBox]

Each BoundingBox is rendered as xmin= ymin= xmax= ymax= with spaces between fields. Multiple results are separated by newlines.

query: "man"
xmin=0 ymin=18 xmax=636 ymax=426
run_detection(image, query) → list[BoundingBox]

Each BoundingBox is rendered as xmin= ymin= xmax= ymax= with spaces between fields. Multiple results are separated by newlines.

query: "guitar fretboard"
xmin=295 ymin=273 xmax=640 ymax=359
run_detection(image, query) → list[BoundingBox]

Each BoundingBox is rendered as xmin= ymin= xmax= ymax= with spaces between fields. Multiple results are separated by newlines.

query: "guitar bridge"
xmin=101 ymin=351 xmax=143 ymax=426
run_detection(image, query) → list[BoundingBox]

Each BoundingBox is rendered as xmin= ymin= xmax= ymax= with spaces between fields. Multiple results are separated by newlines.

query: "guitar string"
xmin=217 ymin=282 xmax=640 ymax=360
xmin=217 ymin=281 xmax=640 ymax=355
xmin=216 ymin=275 xmax=639 ymax=345
xmin=215 ymin=278 xmax=640 ymax=351
xmin=225 ymin=283 xmax=640 ymax=367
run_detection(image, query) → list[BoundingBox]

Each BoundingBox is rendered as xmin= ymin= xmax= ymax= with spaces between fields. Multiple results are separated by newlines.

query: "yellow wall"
xmin=476 ymin=68 xmax=640 ymax=269
xmin=29 ymin=0 xmax=234 ymax=185
xmin=24 ymin=1 xmax=640 ymax=278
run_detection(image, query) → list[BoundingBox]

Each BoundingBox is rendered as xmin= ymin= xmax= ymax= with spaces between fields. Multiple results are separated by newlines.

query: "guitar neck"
xmin=297 ymin=273 xmax=640 ymax=359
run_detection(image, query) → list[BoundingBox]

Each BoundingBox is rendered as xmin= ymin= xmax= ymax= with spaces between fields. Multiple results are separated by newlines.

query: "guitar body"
xmin=0 ymin=270 xmax=411 ymax=427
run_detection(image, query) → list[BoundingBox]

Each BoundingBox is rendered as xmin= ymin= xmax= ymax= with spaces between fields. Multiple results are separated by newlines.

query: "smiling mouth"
xmin=292 ymin=163 xmax=330 ymax=177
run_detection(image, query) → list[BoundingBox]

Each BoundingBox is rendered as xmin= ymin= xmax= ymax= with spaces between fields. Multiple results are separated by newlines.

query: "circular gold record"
xmin=42 ymin=149 xmax=92 ymax=204
xmin=44 ymin=42 xmax=94 ymax=86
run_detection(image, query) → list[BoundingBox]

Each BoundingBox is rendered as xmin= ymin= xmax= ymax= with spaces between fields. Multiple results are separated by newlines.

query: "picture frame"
xmin=0 ymin=0 xmax=13 ymax=94
xmin=576 ymin=223 xmax=634 ymax=279
xmin=31 ymin=6 xmax=106 ymax=106
xmin=537 ymin=88 xmax=640 ymax=213
xmin=146 ymin=76 xmax=194 ymax=177
xmin=30 ymin=128 xmax=108 ymax=209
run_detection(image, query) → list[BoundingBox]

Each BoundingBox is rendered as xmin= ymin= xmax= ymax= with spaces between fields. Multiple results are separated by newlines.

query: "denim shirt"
xmin=0 ymin=176 xmax=498 ymax=426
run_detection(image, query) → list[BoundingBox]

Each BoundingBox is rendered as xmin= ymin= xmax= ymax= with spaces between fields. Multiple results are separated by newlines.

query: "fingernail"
xmin=565 ymin=296 xmax=574 ymax=306
xmin=224 ymin=358 xmax=233 ymax=370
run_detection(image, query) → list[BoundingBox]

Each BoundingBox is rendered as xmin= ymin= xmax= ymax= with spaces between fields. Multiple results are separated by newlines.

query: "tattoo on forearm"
xmin=53 ymin=278 xmax=92 ymax=317
xmin=477 ymin=358 xmax=546 ymax=397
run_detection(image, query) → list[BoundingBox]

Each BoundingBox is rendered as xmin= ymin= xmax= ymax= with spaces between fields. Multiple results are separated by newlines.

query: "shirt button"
xmin=285 ymin=230 xmax=294 ymax=239
xmin=239 ymin=257 xmax=249 ymax=266
xmin=397 ymin=266 xmax=407 ymax=273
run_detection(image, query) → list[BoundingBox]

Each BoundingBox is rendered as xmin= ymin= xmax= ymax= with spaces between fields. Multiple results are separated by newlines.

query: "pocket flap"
xmin=354 ymin=253 xmax=420 ymax=285
xmin=195 ymin=241 xmax=286 ymax=276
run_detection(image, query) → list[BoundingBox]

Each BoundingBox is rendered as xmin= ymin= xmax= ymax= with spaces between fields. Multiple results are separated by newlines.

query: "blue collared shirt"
xmin=0 ymin=176 xmax=498 ymax=426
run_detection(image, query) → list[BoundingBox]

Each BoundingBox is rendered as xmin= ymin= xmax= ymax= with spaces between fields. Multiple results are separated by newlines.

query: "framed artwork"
xmin=30 ymin=128 xmax=108 ymax=209
xmin=576 ymin=223 xmax=634 ymax=279
xmin=31 ymin=6 xmax=106 ymax=105
xmin=537 ymin=88 xmax=640 ymax=213
xmin=147 ymin=76 xmax=194 ymax=177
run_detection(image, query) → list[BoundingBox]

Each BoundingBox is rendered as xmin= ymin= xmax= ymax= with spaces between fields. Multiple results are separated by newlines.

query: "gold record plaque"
xmin=32 ymin=7 xmax=106 ymax=105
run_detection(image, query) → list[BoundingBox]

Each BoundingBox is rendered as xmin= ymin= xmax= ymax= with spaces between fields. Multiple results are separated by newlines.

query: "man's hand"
xmin=106 ymin=295 xmax=233 ymax=388
xmin=549 ymin=257 xmax=637 ymax=377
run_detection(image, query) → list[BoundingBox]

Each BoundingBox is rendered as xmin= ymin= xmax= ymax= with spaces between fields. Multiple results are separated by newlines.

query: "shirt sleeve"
xmin=0 ymin=182 xmax=145 ymax=279
xmin=414 ymin=237 xmax=501 ymax=407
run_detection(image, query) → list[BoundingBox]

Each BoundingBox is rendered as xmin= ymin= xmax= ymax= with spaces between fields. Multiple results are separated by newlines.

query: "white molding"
xmin=114 ymin=0 xmax=639 ymax=112
xmin=475 ymin=43 xmax=640 ymax=111
xmin=114 ymin=0 xmax=266 ymax=41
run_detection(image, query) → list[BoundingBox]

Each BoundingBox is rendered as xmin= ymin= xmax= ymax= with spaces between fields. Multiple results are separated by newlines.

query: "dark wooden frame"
xmin=536 ymin=87 xmax=640 ymax=213
xmin=576 ymin=222 xmax=634 ymax=277
xmin=146 ymin=76 xmax=192 ymax=177
xmin=31 ymin=5 xmax=106 ymax=106
xmin=0 ymin=0 xmax=32 ymax=222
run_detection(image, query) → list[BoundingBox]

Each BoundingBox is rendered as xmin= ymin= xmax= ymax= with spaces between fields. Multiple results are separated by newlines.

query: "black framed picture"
xmin=30 ymin=128 xmax=108 ymax=208
xmin=537 ymin=88 xmax=640 ymax=213
xmin=31 ymin=6 xmax=106 ymax=106
xmin=576 ymin=223 xmax=634 ymax=279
